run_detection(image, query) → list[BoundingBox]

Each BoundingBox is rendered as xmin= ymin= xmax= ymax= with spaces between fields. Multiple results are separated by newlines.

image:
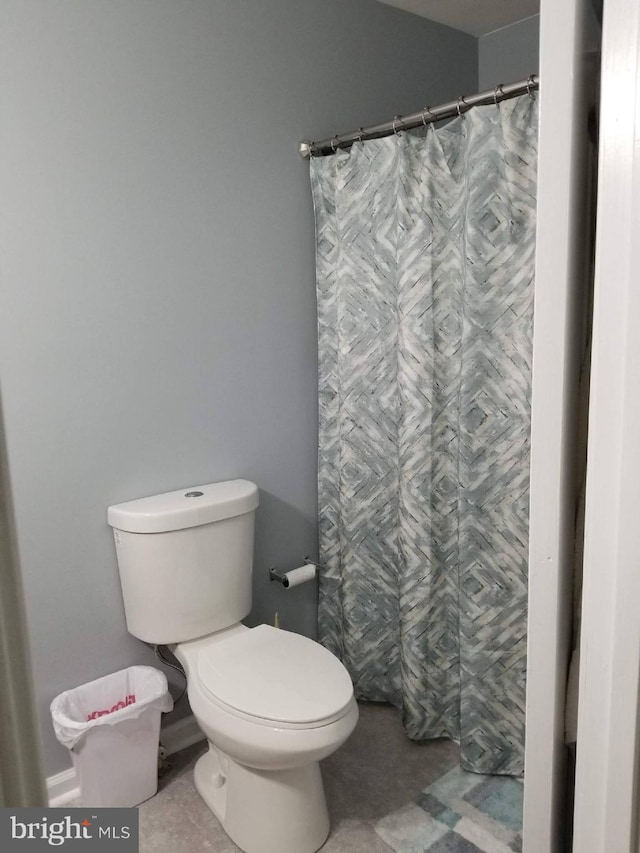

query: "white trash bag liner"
xmin=51 ymin=665 xmax=174 ymax=750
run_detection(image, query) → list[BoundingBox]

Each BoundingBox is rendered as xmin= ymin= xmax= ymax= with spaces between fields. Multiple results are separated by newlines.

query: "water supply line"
xmin=154 ymin=645 xmax=188 ymax=705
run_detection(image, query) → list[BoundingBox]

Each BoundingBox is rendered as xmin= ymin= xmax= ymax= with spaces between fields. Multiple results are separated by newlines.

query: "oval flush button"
xmin=184 ymin=491 xmax=204 ymax=498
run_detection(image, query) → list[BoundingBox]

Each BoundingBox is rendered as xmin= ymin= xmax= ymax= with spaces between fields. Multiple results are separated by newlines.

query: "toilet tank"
xmin=107 ymin=480 xmax=259 ymax=645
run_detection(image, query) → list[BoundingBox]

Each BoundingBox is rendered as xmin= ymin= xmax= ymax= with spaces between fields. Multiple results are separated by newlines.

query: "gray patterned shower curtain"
xmin=310 ymin=95 xmax=538 ymax=775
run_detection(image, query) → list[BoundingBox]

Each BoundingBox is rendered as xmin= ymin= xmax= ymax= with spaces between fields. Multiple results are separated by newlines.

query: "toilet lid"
xmin=197 ymin=625 xmax=354 ymax=725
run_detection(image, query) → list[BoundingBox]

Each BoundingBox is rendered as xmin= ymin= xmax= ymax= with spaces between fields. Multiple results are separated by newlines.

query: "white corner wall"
xmin=478 ymin=15 xmax=540 ymax=90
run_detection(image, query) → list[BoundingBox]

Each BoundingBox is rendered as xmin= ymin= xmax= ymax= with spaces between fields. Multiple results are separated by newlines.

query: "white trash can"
xmin=51 ymin=665 xmax=173 ymax=807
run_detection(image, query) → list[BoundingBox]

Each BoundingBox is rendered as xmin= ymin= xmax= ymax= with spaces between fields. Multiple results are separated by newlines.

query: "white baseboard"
xmin=47 ymin=713 xmax=205 ymax=807
xmin=47 ymin=767 xmax=80 ymax=807
xmin=159 ymin=713 xmax=205 ymax=756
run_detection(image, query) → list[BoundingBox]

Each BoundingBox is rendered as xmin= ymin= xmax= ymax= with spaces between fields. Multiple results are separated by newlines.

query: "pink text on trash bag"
xmin=87 ymin=694 xmax=136 ymax=721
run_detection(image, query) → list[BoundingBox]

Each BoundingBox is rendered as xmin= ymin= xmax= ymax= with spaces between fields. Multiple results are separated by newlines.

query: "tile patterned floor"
xmin=136 ymin=703 xmax=522 ymax=853
xmin=375 ymin=766 xmax=523 ymax=853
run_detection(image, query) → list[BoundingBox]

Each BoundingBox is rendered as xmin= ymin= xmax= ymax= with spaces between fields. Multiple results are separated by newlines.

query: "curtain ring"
xmin=456 ymin=96 xmax=467 ymax=116
xmin=422 ymin=106 xmax=435 ymax=126
xmin=330 ymin=136 xmax=340 ymax=153
xmin=526 ymin=74 xmax=536 ymax=99
xmin=493 ymin=84 xmax=504 ymax=106
xmin=356 ymin=127 xmax=365 ymax=142
xmin=392 ymin=115 xmax=403 ymax=135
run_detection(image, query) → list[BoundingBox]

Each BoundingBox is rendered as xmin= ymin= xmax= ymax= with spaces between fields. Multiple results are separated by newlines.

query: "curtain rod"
xmin=299 ymin=74 xmax=539 ymax=159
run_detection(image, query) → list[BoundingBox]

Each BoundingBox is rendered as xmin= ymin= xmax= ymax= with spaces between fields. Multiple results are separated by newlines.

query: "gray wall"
xmin=479 ymin=15 xmax=540 ymax=91
xmin=0 ymin=0 xmax=477 ymax=777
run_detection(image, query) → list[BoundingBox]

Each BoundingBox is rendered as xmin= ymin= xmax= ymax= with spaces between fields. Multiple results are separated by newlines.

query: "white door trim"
xmin=573 ymin=0 xmax=640 ymax=849
xmin=523 ymin=1 xmax=594 ymax=849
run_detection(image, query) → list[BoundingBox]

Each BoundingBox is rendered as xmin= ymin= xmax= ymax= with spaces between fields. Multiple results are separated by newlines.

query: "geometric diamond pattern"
xmin=376 ymin=765 xmax=524 ymax=851
xmin=310 ymin=95 xmax=538 ymax=775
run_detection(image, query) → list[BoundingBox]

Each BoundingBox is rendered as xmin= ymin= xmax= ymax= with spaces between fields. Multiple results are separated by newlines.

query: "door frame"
xmin=523 ymin=1 xmax=595 ymax=849
xmin=573 ymin=0 xmax=640 ymax=849
xmin=0 ymin=391 xmax=46 ymax=807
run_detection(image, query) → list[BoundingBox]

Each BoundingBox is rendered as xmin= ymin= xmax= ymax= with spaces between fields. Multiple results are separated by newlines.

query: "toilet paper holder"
xmin=269 ymin=557 xmax=318 ymax=588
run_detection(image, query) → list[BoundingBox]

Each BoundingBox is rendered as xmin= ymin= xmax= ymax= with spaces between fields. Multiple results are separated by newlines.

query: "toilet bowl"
xmin=174 ymin=623 xmax=359 ymax=853
xmin=108 ymin=479 xmax=358 ymax=853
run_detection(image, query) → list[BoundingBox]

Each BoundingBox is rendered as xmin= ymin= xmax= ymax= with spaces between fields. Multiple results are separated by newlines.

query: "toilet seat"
xmin=196 ymin=624 xmax=353 ymax=727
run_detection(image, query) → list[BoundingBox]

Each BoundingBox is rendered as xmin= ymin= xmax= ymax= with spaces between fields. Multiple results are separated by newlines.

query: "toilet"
xmin=107 ymin=479 xmax=358 ymax=853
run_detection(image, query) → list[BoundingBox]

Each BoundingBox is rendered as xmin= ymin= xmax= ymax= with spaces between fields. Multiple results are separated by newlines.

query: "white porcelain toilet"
xmin=107 ymin=479 xmax=358 ymax=853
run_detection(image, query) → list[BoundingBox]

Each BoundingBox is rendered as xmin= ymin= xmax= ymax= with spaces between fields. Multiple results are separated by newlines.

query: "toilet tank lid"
xmin=107 ymin=479 xmax=259 ymax=533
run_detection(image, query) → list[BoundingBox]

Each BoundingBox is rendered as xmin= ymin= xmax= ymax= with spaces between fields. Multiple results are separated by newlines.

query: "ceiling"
xmin=377 ymin=0 xmax=540 ymax=37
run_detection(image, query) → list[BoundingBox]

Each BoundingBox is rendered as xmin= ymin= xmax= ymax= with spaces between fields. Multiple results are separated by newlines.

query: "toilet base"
xmin=194 ymin=741 xmax=331 ymax=853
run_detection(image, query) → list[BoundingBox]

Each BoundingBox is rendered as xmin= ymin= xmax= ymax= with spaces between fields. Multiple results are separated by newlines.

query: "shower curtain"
xmin=310 ymin=94 xmax=538 ymax=775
